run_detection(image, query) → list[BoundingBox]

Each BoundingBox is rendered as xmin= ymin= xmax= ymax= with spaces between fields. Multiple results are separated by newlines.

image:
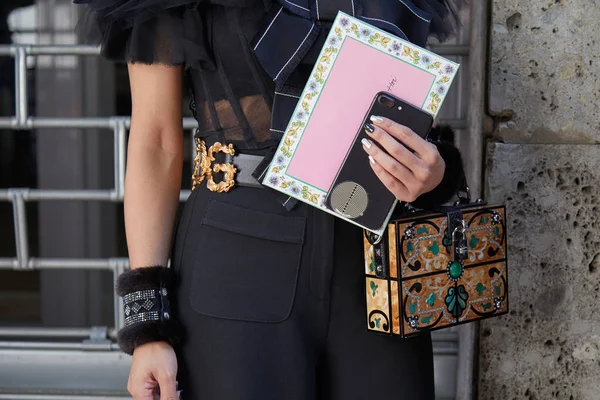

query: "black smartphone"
xmin=324 ymin=92 xmax=434 ymax=232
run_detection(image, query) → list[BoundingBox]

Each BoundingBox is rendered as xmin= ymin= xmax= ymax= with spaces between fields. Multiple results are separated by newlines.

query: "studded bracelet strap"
xmin=123 ymin=285 xmax=171 ymax=327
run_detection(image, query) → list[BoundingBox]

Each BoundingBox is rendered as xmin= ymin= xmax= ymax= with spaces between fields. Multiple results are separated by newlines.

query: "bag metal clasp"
xmin=452 ymin=220 xmax=468 ymax=261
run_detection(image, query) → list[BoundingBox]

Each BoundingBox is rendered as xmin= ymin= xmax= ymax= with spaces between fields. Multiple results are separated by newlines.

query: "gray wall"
xmin=479 ymin=0 xmax=600 ymax=399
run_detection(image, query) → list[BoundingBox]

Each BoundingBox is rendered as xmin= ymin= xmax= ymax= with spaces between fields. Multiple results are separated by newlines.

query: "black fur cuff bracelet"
xmin=116 ymin=266 xmax=180 ymax=355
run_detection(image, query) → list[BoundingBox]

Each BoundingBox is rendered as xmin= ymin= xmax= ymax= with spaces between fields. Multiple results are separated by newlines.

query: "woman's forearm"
xmin=124 ymin=129 xmax=183 ymax=269
xmin=123 ymin=63 xmax=184 ymax=270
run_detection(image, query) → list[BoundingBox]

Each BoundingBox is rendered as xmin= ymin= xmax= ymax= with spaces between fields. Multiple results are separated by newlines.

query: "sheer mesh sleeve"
xmin=74 ymin=0 xmax=212 ymax=68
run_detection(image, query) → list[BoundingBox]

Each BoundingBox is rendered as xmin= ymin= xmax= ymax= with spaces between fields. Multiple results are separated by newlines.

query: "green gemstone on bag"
xmin=445 ymin=285 xmax=468 ymax=318
xmin=426 ymin=293 xmax=436 ymax=306
xmin=469 ymin=234 xmax=480 ymax=249
xmin=428 ymin=241 xmax=440 ymax=255
xmin=406 ymin=241 xmax=414 ymax=254
xmin=442 ymin=229 xmax=452 ymax=246
xmin=448 ymin=261 xmax=463 ymax=280
xmin=417 ymin=226 xmax=430 ymax=235
xmin=495 ymin=284 xmax=502 ymax=296
xmin=421 ymin=315 xmax=432 ymax=324
xmin=370 ymin=281 xmax=378 ymax=297
xmin=476 ymin=283 xmax=487 ymax=296
xmin=409 ymin=301 xmax=417 ymax=315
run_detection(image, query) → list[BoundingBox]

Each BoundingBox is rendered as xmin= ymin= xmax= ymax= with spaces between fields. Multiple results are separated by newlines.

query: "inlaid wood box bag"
xmin=363 ymin=188 xmax=509 ymax=337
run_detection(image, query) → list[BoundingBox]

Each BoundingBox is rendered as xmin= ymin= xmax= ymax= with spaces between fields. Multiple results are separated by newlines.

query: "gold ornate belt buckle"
xmin=191 ymin=138 xmax=237 ymax=193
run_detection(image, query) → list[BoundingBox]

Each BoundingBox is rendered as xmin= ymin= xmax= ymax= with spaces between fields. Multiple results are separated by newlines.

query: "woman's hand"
xmin=362 ymin=116 xmax=445 ymax=203
xmin=128 ymin=341 xmax=179 ymax=400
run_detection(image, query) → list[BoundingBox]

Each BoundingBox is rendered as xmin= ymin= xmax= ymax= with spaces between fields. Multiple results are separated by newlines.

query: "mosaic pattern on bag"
xmin=399 ymin=208 xmax=506 ymax=279
xmin=400 ymin=260 xmax=508 ymax=333
xmin=365 ymin=277 xmax=390 ymax=333
xmin=364 ymin=205 xmax=508 ymax=337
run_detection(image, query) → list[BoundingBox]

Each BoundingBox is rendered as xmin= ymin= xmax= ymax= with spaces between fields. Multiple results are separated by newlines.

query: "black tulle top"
xmin=75 ymin=0 xmax=462 ymax=152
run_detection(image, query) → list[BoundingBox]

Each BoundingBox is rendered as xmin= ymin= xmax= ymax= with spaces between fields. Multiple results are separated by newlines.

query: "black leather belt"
xmin=224 ymin=153 xmax=265 ymax=189
xmin=197 ymin=141 xmax=297 ymax=209
xmin=226 ymin=152 xmax=300 ymax=210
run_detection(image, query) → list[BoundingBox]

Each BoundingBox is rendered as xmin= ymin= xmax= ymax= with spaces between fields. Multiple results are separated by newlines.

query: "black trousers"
xmin=171 ymin=184 xmax=435 ymax=400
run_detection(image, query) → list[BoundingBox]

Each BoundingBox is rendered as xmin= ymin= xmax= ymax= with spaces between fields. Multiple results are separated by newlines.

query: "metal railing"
xmin=0 ymin=2 xmax=486 ymax=395
xmin=0 ymin=396 xmax=129 ymax=400
xmin=0 ymin=42 xmax=470 ymax=334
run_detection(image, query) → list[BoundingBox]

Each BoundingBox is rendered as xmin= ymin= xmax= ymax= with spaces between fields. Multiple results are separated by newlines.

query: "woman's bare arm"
xmin=125 ymin=63 xmax=184 ymax=270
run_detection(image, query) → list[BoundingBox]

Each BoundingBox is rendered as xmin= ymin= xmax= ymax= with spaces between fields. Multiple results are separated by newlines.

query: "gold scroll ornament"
xmin=192 ymin=138 xmax=237 ymax=193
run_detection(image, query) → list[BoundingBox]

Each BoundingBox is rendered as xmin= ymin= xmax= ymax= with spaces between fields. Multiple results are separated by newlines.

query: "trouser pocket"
xmin=189 ymin=199 xmax=306 ymax=323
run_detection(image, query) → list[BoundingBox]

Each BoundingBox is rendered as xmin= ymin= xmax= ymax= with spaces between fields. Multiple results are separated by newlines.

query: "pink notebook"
xmin=263 ymin=12 xmax=459 ymax=235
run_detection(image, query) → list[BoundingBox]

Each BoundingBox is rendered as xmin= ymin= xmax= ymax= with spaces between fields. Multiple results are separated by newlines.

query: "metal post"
xmin=14 ymin=47 xmax=28 ymax=127
xmin=113 ymin=123 xmax=125 ymax=200
xmin=112 ymin=259 xmax=128 ymax=331
xmin=0 ymin=327 xmax=117 ymax=339
xmin=455 ymin=1 xmax=490 ymax=399
xmin=463 ymin=0 xmax=489 ymax=199
xmin=0 ymin=341 xmax=117 ymax=351
xmin=10 ymin=189 xmax=30 ymax=270
xmin=0 ymin=395 xmax=128 ymax=400
xmin=117 ymin=122 xmax=127 ymax=199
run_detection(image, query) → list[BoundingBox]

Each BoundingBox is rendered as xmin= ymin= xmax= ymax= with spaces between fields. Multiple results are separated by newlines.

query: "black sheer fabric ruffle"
xmin=75 ymin=0 xmax=205 ymax=66
xmin=74 ymin=0 xmax=259 ymax=67
xmin=74 ymin=0 xmax=464 ymax=67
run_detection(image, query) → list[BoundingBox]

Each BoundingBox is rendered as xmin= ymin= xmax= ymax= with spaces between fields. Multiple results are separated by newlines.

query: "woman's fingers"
xmin=127 ymin=374 xmax=156 ymax=400
xmin=364 ymin=122 xmax=420 ymax=173
xmin=369 ymin=115 xmax=437 ymax=163
xmin=156 ymin=371 xmax=178 ymax=400
xmin=367 ymin=154 xmax=418 ymax=202
xmin=362 ymin=116 xmax=447 ymax=201
xmin=128 ymin=342 xmax=179 ymax=400
xmin=362 ymin=139 xmax=424 ymax=202
xmin=361 ymin=137 xmax=413 ymax=186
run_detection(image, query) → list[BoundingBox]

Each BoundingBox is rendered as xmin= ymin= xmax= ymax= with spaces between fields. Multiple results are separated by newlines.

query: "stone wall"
xmin=479 ymin=1 xmax=600 ymax=399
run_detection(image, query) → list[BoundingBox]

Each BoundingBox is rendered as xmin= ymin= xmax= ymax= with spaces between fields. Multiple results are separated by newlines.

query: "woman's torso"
xmin=183 ymin=0 xmax=444 ymax=151
xmin=186 ymin=0 xmax=278 ymax=150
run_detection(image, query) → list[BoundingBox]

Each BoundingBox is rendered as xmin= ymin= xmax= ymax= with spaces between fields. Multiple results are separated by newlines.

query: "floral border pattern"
xmin=263 ymin=11 xmax=460 ymax=219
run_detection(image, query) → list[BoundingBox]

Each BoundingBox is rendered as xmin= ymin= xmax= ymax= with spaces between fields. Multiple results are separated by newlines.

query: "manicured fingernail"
xmin=369 ymin=155 xmax=376 ymax=165
xmin=361 ymin=138 xmax=372 ymax=149
xmin=364 ymin=123 xmax=375 ymax=134
xmin=370 ymin=115 xmax=384 ymax=124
